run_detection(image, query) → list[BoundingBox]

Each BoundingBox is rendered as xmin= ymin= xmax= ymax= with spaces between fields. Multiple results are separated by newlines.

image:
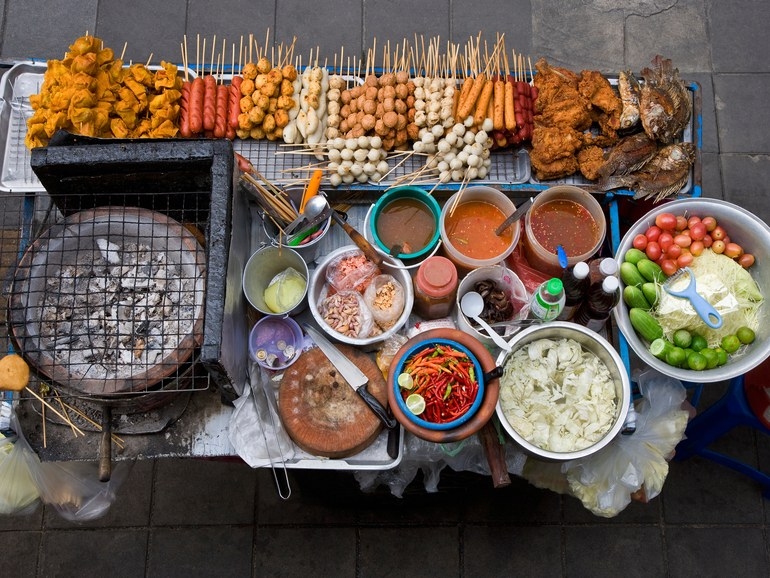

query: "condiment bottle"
xmin=574 ymin=275 xmax=621 ymax=332
xmin=557 ymin=261 xmax=590 ymax=321
xmin=589 ymin=257 xmax=619 ymax=285
xmin=413 ymin=256 xmax=458 ymax=320
xmin=527 ymin=277 xmax=565 ymax=322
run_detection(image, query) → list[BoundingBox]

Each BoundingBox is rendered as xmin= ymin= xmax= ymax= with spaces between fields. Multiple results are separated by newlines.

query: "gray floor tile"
xmin=664 ymin=428 xmax=764 ymax=525
xmin=686 ymin=72 xmax=718 ymax=153
xmin=721 ymin=154 xmax=770 ymax=224
xmin=276 ymin=0 xmax=362 ymax=69
xmin=256 ymin=469 xmax=358 ymax=526
xmin=462 ymin=473 xmax=562 ymax=525
xmin=565 ymin=525 xmax=665 ymax=578
xmin=44 ymin=458 xmax=153 ymax=528
xmin=186 ymin=0 xmax=275 ymax=70
xmin=0 ymin=503 xmax=42 ymax=531
xmin=699 ymin=152 xmax=722 ymax=199
xmin=355 ymin=481 xmax=463 ymax=525
xmin=625 ymin=2 xmax=710 ymax=73
xmin=463 ymin=525 xmax=562 ymax=577
xmin=95 ymin=0 xmax=187 ymax=65
xmin=2 ymin=530 xmax=40 ymax=577
xmin=364 ymin=0 xmax=450 ymax=65
xmin=451 ymin=1 xmax=532 ymax=55
xmin=152 ymin=458 xmax=256 ymax=526
xmin=359 ymin=526 xmax=459 ymax=578
xmin=666 ymin=526 xmax=769 ymax=578
xmin=1 ymin=0 xmax=97 ymax=60
xmin=254 ymin=526 xmax=356 ymax=577
xmin=532 ymin=3 xmax=624 ymax=71
xmin=713 ymin=74 xmax=770 ymax=153
xmin=710 ymin=0 xmax=770 ymax=73
xmin=40 ymin=528 xmax=147 ymax=577
xmin=148 ymin=526 xmax=253 ymax=578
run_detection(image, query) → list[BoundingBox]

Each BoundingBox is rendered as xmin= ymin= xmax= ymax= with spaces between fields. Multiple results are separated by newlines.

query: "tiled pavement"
xmin=2 ymin=1 xmax=770 ymax=576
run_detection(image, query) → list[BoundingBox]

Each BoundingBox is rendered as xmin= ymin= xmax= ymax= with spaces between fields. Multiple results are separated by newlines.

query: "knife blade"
xmin=302 ymin=324 xmax=397 ymax=429
xmin=286 ymin=205 xmax=333 ymax=245
xmin=495 ymin=196 xmax=533 ymax=236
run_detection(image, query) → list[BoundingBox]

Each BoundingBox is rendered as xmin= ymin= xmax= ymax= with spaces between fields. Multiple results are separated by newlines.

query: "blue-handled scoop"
xmin=663 ymin=267 xmax=723 ymax=329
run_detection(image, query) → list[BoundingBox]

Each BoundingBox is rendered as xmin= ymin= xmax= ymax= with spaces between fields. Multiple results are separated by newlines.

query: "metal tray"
xmin=0 ymin=62 xmax=44 ymax=192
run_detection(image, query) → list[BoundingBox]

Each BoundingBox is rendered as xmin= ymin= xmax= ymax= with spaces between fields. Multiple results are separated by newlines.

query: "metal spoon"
xmin=460 ymin=291 xmax=513 ymax=351
xmin=284 ymin=194 xmax=328 ymax=235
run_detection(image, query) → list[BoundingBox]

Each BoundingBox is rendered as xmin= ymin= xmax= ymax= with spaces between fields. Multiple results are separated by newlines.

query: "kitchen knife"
xmin=495 ymin=196 xmax=533 ymax=236
xmin=286 ymin=205 xmax=333 ymax=246
xmin=302 ymin=324 xmax=397 ymax=429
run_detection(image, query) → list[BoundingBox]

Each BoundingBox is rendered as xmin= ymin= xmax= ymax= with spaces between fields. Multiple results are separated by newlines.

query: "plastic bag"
xmin=363 ymin=274 xmax=406 ymax=330
xmin=0 ymin=426 xmax=40 ymax=516
xmin=318 ymin=289 xmax=375 ymax=338
xmin=27 ymin=459 xmax=132 ymax=523
xmin=558 ymin=368 xmax=690 ymax=517
xmin=263 ymin=266 xmax=307 ymax=313
xmin=375 ymin=332 xmax=409 ymax=375
xmin=506 ymin=244 xmax=550 ymax=295
xmin=325 ymin=249 xmax=380 ymax=293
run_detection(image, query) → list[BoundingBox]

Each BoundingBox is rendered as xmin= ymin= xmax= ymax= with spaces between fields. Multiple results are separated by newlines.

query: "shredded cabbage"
xmin=655 ymin=250 xmax=763 ymax=348
xmin=499 ymin=337 xmax=618 ymax=452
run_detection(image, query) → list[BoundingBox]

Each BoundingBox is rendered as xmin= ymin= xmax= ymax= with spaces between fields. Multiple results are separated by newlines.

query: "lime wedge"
xmin=397 ymin=372 xmax=415 ymax=390
xmin=405 ymin=393 xmax=426 ymax=415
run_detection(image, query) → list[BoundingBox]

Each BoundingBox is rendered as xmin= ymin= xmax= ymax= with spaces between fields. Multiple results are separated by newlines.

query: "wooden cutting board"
xmin=278 ymin=344 xmax=387 ymax=458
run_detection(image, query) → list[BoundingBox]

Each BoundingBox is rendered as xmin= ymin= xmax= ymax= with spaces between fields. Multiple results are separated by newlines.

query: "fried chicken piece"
xmin=577 ymin=145 xmax=606 ymax=181
xmin=530 ymin=147 xmax=579 ymax=181
xmin=533 ymin=60 xmax=591 ymax=130
xmin=531 ymin=125 xmax=584 ymax=163
xmin=579 ymin=70 xmax=622 ymax=117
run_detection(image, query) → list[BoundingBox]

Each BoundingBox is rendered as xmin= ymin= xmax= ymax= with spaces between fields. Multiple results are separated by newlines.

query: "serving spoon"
xmin=284 ymin=194 xmax=328 ymax=235
xmin=460 ymin=291 xmax=513 ymax=351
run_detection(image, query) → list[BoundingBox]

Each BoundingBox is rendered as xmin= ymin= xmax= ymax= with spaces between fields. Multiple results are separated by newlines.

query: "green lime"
xmin=737 ymin=327 xmax=756 ymax=345
xmin=687 ymin=352 xmax=707 ymax=371
xmin=672 ymin=329 xmax=692 ymax=349
xmin=699 ymin=348 xmax=719 ymax=369
xmin=690 ymin=334 xmax=708 ymax=353
xmin=683 ymin=348 xmax=696 ymax=360
xmin=649 ymin=338 xmax=672 ymax=360
xmin=721 ymin=334 xmax=741 ymax=354
xmin=666 ymin=346 xmax=687 ymax=368
xmin=397 ymin=372 xmax=415 ymax=390
xmin=405 ymin=393 xmax=426 ymax=415
xmin=714 ymin=347 xmax=728 ymax=366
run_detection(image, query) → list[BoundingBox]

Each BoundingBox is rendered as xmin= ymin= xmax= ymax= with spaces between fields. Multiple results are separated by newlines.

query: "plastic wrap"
xmin=0 ymin=418 xmax=40 ymax=516
xmin=325 ymin=249 xmax=380 ymax=293
xmin=318 ymin=289 xmax=375 ymax=339
xmin=363 ymin=274 xmax=406 ymax=330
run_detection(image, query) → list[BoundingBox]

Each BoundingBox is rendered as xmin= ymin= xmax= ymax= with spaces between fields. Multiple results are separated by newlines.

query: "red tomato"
xmin=722 ymin=235 xmax=731 ymax=245
xmin=712 ymin=240 xmax=726 ymax=254
xmin=687 ymin=215 xmax=701 ymax=229
xmin=701 ymin=216 xmax=717 ymax=232
xmin=711 ymin=225 xmax=727 ymax=241
xmin=644 ymin=225 xmax=662 ymax=242
xmin=675 ymin=215 xmax=688 ymax=231
xmin=690 ymin=240 xmax=704 ymax=256
xmin=660 ymin=259 xmax=678 ymax=276
xmin=689 ymin=222 xmax=706 ymax=241
xmin=667 ymin=244 xmax=683 ymax=259
xmin=633 ymin=234 xmax=648 ymax=250
xmin=738 ymin=253 xmax=755 ymax=268
xmin=645 ymin=241 xmax=662 ymax=261
xmin=702 ymin=234 xmax=713 ymax=248
xmin=659 ymin=232 xmax=674 ymax=251
xmin=724 ymin=242 xmax=743 ymax=259
xmin=655 ymin=212 xmax=677 ymax=231
xmin=674 ymin=233 xmax=692 ymax=248
xmin=677 ymin=253 xmax=694 ymax=268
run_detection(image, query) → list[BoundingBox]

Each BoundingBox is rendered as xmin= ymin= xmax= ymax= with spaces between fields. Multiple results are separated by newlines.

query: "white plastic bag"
xmin=558 ymin=369 xmax=690 ymax=517
xmin=0 ymin=427 xmax=40 ymax=516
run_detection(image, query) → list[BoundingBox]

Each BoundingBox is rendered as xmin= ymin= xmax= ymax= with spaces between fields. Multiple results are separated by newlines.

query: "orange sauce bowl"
xmin=439 ymin=186 xmax=521 ymax=275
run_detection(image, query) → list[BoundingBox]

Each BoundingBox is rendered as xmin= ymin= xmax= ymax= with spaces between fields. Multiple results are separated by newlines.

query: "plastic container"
xmin=455 ymin=265 xmax=529 ymax=347
xmin=413 ymin=256 xmax=458 ymax=320
xmin=440 ymin=186 xmax=521 ymax=276
xmin=249 ymin=315 xmax=304 ymax=370
xmin=370 ymin=185 xmax=442 ymax=260
xmin=523 ymin=185 xmax=606 ymax=278
xmin=242 ymin=246 xmax=309 ymax=316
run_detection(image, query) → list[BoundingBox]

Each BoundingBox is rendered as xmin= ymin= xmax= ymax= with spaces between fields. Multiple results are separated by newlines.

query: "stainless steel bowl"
xmin=613 ymin=198 xmax=770 ymax=383
xmin=494 ymin=322 xmax=631 ymax=461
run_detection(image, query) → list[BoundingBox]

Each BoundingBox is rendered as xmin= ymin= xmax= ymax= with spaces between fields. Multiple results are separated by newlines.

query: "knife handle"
xmin=357 ymin=384 xmax=397 ymax=429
